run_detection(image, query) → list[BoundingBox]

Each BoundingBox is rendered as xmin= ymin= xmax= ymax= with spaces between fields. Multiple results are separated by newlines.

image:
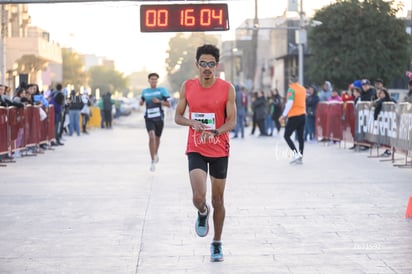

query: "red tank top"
xmin=185 ymin=78 xmax=230 ymax=157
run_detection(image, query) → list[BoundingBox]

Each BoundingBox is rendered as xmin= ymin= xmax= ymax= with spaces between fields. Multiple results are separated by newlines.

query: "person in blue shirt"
xmin=140 ymin=72 xmax=171 ymax=172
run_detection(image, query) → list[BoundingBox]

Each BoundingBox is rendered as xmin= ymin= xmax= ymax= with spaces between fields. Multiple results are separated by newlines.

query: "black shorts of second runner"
xmin=187 ymin=152 xmax=229 ymax=179
xmin=145 ymin=118 xmax=164 ymax=137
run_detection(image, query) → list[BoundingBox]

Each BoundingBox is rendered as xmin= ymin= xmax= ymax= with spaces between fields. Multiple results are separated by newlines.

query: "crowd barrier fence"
xmin=316 ymin=101 xmax=412 ymax=166
xmin=0 ymin=105 xmax=55 ymax=161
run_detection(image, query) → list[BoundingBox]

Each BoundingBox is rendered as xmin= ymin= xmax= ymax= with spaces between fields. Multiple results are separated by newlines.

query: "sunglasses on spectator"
xmin=198 ymin=61 xmax=217 ymax=68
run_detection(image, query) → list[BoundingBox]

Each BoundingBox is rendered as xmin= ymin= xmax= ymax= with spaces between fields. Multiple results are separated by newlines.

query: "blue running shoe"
xmin=195 ymin=204 xmax=209 ymax=237
xmin=210 ymin=242 xmax=224 ymax=262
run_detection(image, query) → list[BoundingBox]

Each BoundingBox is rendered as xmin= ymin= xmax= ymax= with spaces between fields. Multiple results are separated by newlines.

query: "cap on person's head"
xmin=353 ymin=80 xmax=362 ymax=89
xmin=361 ymin=79 xmax=370 ymax=85
xmin=375 ymin=78 xmax=383 ymax=84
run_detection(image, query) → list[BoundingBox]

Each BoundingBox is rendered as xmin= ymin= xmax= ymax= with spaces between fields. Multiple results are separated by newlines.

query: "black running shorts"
xmin=187 ymin=152 xmax=229 ymax=179
xmin=145 ymin=118 xmax=164 ymax=137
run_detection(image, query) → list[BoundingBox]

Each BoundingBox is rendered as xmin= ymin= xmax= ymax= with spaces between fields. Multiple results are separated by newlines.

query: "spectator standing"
xmin=342 ymin=87 xmax=354 ymax=102
xmin=249 ymin=92 xmax=258 ymax=135
xmin=347 ymin=85 xmax=362 ymax=150
xmin=97 ymin=97 xmax=105 ymax=128
xmin=265 ymin=92 xmax=275 ymax=136
xmin=68 ymin=90 xmax=83 ymax=136
xmin=373 ymin=88 xmax=396 ymax=157
xmin=59 ymin=87 xmax=69 ymax=138
xmin=3 ymin=85 xmax=12 ymax=100
xmin=270 ymin=88 xmax=283 ymax=136
xmin=360 ymin=79 xmax=376 ymax=101
xmin=48 ymin=83 xmax=65 ymax=145
xmin=1 ymin=85 xmax=22 ymax=107
xmin=233 ymin=85 xmax=247 ymax=139
xmin=80 ymin=90 xmax=91 ymax=134
xmin=304 ymin=85 xmax=319 ymax=142
xmin=374 ymin=78 xmax=384 ymax=92
xmin=102 ymin=92 xmax=114 ymax=129
xmin=328 ymin=89 xmax=343 ymax=102
xmin=251 ymin=90 xmax=268 ymax=136
xmin=374 ymin=88 xmax=396 ymax=120
xmin=11 ymin=87 xmax=27 ymax=157
xmin=319 ymin=81 xmax=332 ymax=101
xmin=12 ymin=86 xmax=28 ymax=105
xmin=353 ymin=86 xmax=362 ymax=106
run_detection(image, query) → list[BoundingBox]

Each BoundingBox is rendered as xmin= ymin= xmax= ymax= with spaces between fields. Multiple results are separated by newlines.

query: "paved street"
xmin=0 ymin=112 xmax=411 ymax=274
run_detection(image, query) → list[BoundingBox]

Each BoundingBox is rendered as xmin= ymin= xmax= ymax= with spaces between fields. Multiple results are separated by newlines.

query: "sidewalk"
xmin=0 ymin=112 xmax=411 ymax=274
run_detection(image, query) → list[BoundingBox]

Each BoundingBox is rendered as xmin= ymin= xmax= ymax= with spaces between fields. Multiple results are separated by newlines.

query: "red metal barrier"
xmin=315 ymin=102 xmax=356 ymax=143
xmin=327 ymin=102 xmax=343 ymax=141
xmin=15 ymin=107 xmax=25 ymax=150
xmin=0 ymin=107 xmax=8 ymax=155
xmin=24 ymin=106 xmax=32 ymax=147
xmin=315 ymin=102 xmax=329 ymax=140
xmin=7 ymin=107 xmax=18 ymax=152
xmin=25 ymin=106 xmax=41 ymax=147
xmin=342 ymin=101 xmax=355 ymax=142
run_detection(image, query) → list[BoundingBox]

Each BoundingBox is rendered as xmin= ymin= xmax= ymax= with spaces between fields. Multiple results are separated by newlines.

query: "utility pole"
xmin=297 ymin=0 xmax=304 ymax=85
xmin=1 ymin=5 xmax=6 ymax=86
xmin=251 ymin=0 xmax=258 ymax=90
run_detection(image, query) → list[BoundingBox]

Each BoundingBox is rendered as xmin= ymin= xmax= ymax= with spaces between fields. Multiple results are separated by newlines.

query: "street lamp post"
xmin=297 ymin=0 xmax=305 ymax=85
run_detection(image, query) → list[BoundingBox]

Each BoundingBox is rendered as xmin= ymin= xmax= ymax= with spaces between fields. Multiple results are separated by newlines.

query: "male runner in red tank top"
xmin=175 ymin=44 xmax=236 ymax=262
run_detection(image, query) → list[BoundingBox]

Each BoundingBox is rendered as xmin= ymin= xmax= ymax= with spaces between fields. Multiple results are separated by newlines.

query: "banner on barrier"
xmin=356 ymin=102 xmax=411 ymax=150
xmin=396 ymin=103 xmax=412 ymax=151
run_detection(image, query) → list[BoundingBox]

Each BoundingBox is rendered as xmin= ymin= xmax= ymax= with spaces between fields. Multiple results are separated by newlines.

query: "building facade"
xmin=1 ymin=4 xmax=62 ymax=92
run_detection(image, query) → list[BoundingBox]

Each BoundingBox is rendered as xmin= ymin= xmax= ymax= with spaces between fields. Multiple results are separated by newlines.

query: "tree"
xmin=166 ymin=33 xmax=219 ymax=93
xmin=308 ymin=0 xmax=410 ymax=89
xmin=88 ymin=66 xmax=129 ymax=96
xmin=62 ymin=48 xmax=87 ymax=89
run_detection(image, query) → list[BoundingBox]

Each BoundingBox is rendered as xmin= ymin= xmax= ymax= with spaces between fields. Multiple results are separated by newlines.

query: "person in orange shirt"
xmin=174 ymin=44 xmax=236 ymax=262
xmin=279 ymin=76 xmax=306 ymax=164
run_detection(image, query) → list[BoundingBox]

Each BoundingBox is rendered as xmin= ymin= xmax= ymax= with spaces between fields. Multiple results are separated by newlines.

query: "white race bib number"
xmin=191 ymin=112 xmax=216 ymax=130
xmin=147 ymin=107 xmax=161 ymax=118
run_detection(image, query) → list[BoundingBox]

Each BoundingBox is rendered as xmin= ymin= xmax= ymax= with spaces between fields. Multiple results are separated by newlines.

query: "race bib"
xmin=191 ymin=112 xmax=216 ymax=130
xmin=147 ymin=107 xmax=161 ymax=118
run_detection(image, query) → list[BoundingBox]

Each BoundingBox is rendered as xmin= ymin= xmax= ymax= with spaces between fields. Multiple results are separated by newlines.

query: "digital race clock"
xmin=140 ymin=3 xmax=230 ymax=32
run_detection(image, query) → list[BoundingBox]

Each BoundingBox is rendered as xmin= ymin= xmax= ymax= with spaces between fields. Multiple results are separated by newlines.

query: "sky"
xmin=27 ymin=0 xmax=411 ymax=76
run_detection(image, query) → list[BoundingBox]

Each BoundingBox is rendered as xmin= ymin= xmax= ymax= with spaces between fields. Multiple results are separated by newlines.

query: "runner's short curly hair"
xmin=196 ymin=44 xmax=220 ymax=63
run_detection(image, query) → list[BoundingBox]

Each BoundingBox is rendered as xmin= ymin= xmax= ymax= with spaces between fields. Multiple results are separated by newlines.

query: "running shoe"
xmin=289 ymin=151 xmax=303 ymax=164
xmin=210 ymin=242 xmax=224 ymax=262
xmin=195 ymin=204 xmax=209 ymax=237
xmin=380 ymin=150 xmax=391 ymax=157
xmin=150 ymin=162 xmax=155 ymax=172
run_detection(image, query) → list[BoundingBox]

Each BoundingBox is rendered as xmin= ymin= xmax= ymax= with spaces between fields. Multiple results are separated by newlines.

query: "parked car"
xmin=114 ymin=98 xmax=132 ymax=117
xmin=128 ymin=98 xmax=140 ymax=111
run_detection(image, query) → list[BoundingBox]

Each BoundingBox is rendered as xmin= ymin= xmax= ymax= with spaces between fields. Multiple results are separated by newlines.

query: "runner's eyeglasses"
xmin=198 ymin=61 xmax=217 ymax=68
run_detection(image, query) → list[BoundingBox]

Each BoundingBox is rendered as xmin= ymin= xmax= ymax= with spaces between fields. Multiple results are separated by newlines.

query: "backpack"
xmin=54 ymin=92 xmax=65 ymax=105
